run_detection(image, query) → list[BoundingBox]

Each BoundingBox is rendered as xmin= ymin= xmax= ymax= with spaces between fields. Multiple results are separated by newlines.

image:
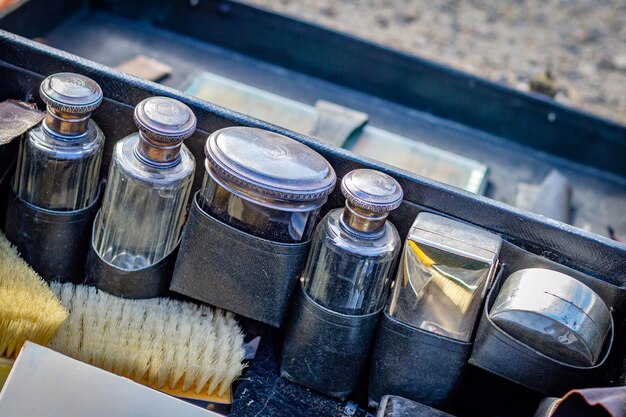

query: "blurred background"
xmin=243 ymin=0 xmax=626 ymax=124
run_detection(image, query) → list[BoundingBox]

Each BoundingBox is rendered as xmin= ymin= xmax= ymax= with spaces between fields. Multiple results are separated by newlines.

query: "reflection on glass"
xmin=13 ymin=121 xmax=103 ymax=210
xmin=94 ymin=134 xmax=194 ymax=270
xmin=302 ymin=208 xmax=401 ymax=315
xmin=390 ymin=243 xmax=492 ymax=341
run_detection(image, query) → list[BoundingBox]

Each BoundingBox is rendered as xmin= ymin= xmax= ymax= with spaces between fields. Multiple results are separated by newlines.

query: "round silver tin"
xmin=490 ymin=268 xmax=611 ymax=366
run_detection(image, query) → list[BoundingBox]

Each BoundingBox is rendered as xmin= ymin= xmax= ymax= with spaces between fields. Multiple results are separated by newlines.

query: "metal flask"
xmin=388 ymin=212 xmax=502 ymax=342
xmin=490 ymin=268 xmax=611 ymax=367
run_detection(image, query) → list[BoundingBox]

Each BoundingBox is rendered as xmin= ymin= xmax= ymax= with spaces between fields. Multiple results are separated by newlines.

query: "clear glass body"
xmin=12 ymin=121 xmax=104 ymax=210
xmin=302 ymin=207 xmax=401 ymax=315
xmin=388 ymin=241 xmax=494 ymax=342
xmin=93 ymin=133 xmax=195 ymax=270
xmin=200 ymin=173 xmax=321 ymax=243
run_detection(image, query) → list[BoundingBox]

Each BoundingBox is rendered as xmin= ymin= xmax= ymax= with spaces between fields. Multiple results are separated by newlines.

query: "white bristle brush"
xmin=49 ymin=282 xmax=245 ymax=397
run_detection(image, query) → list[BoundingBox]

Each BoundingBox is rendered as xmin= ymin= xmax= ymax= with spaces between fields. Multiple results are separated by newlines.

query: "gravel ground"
xmin=242 ymin=0 xmax=626 ymax=125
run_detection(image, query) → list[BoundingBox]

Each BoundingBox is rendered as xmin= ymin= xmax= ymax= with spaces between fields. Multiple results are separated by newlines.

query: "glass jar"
xmin=12 ymin=73 xmax=104 ymax=210
xmin=302 ymin=169 xmax=403 ymax=315
xmin=201 ymin=127 xmax=336 ymax=243
xmin=93 ymin=97 xmax=196 ymax=270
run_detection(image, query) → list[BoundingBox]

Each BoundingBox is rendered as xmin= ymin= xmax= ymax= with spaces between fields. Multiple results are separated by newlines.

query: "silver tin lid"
xmin=409 ymin=212 xmax=502 ymax=264
xmin=134 ymin=97 xmax=197 ymax=144
xmin=205 ymin=127 xmax=336 ymax=202
xmin=340 ymin=169 xmax=403 ymax=213
xmin=40 ymin=73 xmax=103 ymax=114
xmin=490 ymin=268 xmax=611 ymax=366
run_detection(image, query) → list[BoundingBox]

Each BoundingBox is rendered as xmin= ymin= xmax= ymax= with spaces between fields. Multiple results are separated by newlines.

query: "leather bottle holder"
xmin=5 ymin=188 xmax=99 ymax=282
xmin=368 ymin=309 xmax=473 ymax=408
xmin=84 ymin=211 xmax=179 ymax=299
xmin=281 ymin=285 xmax=381 ymax=400
xmin=170 ymin=192 xmax=311 ymax=327
xmin=469 ymin=243 xmax=623 ymax=396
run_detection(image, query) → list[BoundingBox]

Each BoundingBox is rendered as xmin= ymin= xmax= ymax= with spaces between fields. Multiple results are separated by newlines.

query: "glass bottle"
xmin=12 ymin=73 xmax=104 ymax=210
xmin=93 ymin=97 xmax=196 ymax=270
xmin=201 ymin=127 xmax=336 ymax=243
xmin=302 ymin=169 xmax=403 ymax=315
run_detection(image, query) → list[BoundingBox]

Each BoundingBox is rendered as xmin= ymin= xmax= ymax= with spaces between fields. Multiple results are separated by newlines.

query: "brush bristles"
xmin=0 ymin=232 xmax=69 ymax=359
xmin=49 ymin=283 xmax=246 ymax=397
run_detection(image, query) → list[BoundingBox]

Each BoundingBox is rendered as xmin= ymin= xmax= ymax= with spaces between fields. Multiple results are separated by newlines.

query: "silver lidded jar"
xmin=12 ymin=73 xmax=104 ymax=210
xmin=201 ymin=127 xmax=336 ymax=243
xmin=490 ymin=268 xmax=611 ymax=367
xmin=93 ymin=97 xmax=196 ymax=271
xmin=303 ymin=169 xmax=403 ymax=315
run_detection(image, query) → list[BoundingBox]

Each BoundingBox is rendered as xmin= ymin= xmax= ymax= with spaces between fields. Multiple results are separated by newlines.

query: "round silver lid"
xmin=205 ymin=127 xmax=336 ymax=202
xmin=490 ymin=268 xmax=611 ymax=366
xmin=40 ymin=72 xmax=103 ymax=114
xmin=341 ymin=169 xmax=403 ymax=213
xmin=134 ymin=97 xmax=197 ymax=144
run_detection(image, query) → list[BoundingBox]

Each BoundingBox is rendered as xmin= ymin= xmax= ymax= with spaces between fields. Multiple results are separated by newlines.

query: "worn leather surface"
xmin=469 ymin=241 xmax=624 ymax=396
xmin=5 ymin=188 xmax=98 ymax=282
xmin=231 ymin=320 xmax=373 ymax=417
xmin=281 ymin=285 xmax=381 ymax=400
xmin=369 ymin=312 xmax=473 ymax=408
xmin=376 ymin=395 xmax=455 ymax=417
xmin=170 ymin=192 xmax=311 ymax=327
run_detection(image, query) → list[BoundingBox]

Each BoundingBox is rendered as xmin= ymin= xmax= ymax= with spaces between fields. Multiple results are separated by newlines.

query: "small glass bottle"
xmin=12 ymin=73 xmax=104 ymax=210
xmin=303 ymin=169 xmax=403 ymax=315
xmin=93 ymin=97 xmax=196 ymax=270
xmin=201 ymin=127 xmax=336 ymax=243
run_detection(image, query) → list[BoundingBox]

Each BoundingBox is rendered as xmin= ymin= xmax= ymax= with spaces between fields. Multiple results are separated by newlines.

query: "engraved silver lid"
xmin=134 ymin=97 xmax=197 ymax=144
xmin=205 ymin=127 xmax=336 ymax=204
xmin=341 ymin=169 xmax=403 ymax=213
xmin=40 ymin=73 xmax=103 ymax=114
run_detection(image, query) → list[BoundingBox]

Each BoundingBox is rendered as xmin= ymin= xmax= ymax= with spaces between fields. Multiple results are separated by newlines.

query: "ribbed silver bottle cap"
xmin=40 ymin=73 xmax=103 ymax=114
xmin=341 ymin=169 xmax=403 ymax=213
xmin=134 ymin=97 xmax=197 ymax=144
xmin=205 ymin=127 xmax=336 ymax=203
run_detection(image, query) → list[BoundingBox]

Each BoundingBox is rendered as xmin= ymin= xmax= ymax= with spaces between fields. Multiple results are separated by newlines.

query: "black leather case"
xmin=170 ymin=192 xmax=311 ymax=327
xmin=280 ymin=285 xmax=381 ymax=400
xmin=5 ymin=188 xmax=99 ymax=282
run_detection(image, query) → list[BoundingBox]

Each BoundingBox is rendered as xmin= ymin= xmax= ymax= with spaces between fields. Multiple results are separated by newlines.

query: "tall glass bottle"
xmin=93 ymin=97 xmax=196 ymax=270
xmin=12 ymin=73 xmax=104 ymax=210
xmin=303 ymin=169 xmax=403 ymax=315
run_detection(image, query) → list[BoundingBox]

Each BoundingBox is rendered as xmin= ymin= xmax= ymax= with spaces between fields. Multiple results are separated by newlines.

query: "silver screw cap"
xmin=134 ymin=96 xmax=197 ymax=144
xmin=341 ymin=169 xmax=403 ymax=213
xmin=40 ymin=73 xmax=103 ymax=114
